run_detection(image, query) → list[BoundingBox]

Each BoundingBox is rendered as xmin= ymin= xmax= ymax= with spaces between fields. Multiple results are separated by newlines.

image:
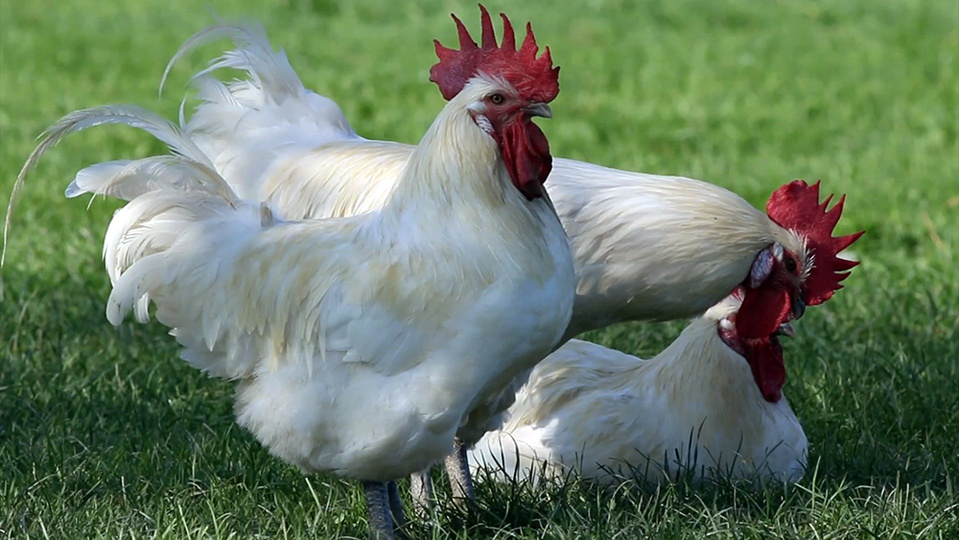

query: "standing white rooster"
xmin=469 ymin=182 xmax=863 ymax=485
xmin=7 ymin=9 xmax=573 ymax=539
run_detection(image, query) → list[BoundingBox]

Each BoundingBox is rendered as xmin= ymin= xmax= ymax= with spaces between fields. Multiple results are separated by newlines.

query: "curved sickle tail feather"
xmin=5 ymin=101 xmax=283 ymax=381
xmin=1 ymin=104 xmax=240 ymax=299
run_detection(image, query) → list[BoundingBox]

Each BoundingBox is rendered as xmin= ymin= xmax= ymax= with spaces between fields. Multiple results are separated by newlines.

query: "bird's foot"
xmin=444 ymin=438 xmax=476 ymax=507
xmin=363 ymin=481 xmax=394 ymax=540
xmin=409 ymin=469 xmax=434 ymax=520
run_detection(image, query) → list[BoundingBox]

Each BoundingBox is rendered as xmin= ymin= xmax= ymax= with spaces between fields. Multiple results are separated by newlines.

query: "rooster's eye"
xmin=489 ymin=93 xmax=505 ymax=105
xmin=784 ymin=257 xmax=798 ymax=274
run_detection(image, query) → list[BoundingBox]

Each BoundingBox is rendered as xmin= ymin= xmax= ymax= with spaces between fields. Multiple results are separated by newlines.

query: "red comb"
xmin=766 ymin=180 xmax=865 ymax=306
xmin=429 ymin=4 xmax=560 ymax=103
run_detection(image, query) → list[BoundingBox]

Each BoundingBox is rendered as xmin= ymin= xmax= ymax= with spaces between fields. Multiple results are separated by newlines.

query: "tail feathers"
xmin=67 ymin=156 xmax=233 ymax=203
xmin=1 ymin=105 xmax=237 ymax=294
xmin=5 ymin=91 xmax=282 ymax=382
xmin=104 ymin=189 xmax=271 ymax=380
xmin=162 ymin=21 xmax=354 ymax=139
xmin=160 ymin=22 xmax=303 ymax=103
xmin=160 ymin=23 xmax=356 ymax=200
xmin=35 ymin=105 xmax=213 ymax=169
xmin=101 ymin=186 xmax=232 ymax=285
xmin=104 ymin=194 xmax=260 ymax=325
xmin=69 ymin=155 xmax=278 ymax=293
xmin=55 ymin=112 xmax=276 ymax=379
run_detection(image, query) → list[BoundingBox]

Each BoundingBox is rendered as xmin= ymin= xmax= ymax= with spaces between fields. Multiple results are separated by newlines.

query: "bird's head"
xmin=715 ymin=286 xmax=796 ymax=403
xmin=733 ymin=180 xmax=864 ymax=401
xmin=430 ymin=5 xmax=560 ymax=200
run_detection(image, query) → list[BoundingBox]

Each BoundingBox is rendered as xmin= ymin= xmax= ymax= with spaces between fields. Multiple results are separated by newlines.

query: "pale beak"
xmin=790 ymin=293 xmax=806 ymax=320
xmin=523 ymin=102 xmax=553 ymax=118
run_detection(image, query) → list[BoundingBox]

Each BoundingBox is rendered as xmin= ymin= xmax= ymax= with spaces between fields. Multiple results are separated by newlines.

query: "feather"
xmin=156 ymin=22 xmax=355 ymax=203
xmin=1 ymin=105 xmax=234 ymax=297
xmin=160 ymin=22 xmax=303 ymax=101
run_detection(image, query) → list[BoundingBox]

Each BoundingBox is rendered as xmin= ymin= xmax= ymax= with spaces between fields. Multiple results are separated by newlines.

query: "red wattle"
xmin=737 ymin=286 xmax=791 ymax=339
xmin=499 ymin=118 xmax=551 ymax=200
xmin=742 ymin=337 xmax=785 ymax=403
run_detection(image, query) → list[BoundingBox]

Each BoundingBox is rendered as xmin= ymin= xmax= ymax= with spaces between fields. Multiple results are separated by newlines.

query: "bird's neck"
xmin=372 ymin=97 xmax=561 ymax=271
xmin=639 ymin=318 xmax=773 ymax=406
xmin=384 ymin=100 xmax=513 ymax=214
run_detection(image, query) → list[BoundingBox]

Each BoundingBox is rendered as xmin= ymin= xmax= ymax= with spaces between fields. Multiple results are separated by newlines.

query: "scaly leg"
xmin=386 ymin=480 xmax=408 ymax=536
xmin=444 ymin=437 xmax=475 ymax=506
xmin=363 ymin=481 xmax=394 ymax=540
xmin=409 ymin=469 xmax=434 ymax=519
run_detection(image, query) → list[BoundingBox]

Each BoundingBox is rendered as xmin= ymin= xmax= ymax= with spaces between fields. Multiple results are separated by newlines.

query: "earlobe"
xmin=749 ymin=246 xmax=775 ymax=289
xmin=473 ymin=114 xmax=494 ymax=134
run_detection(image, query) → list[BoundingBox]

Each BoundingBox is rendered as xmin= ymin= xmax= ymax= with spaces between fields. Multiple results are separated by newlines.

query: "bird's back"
xmin=470 ymin=328 xmax=808 ymax=485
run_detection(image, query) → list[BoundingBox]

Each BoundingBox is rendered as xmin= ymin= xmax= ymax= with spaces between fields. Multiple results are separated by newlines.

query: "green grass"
xmin=1 ymin=0 xmax=957 ymax=537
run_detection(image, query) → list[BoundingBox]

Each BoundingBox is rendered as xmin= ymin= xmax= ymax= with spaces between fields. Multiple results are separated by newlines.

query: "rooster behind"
xmin=469 ymin=178 xmax=865 ymax=486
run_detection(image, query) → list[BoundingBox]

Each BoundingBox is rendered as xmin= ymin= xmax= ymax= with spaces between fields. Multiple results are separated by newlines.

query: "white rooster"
xmin=151 ymin=12 xmax=863 ymax=506
xmin=469 ymin=287 xmax=809 ymax=485
xmin=7 ymin=9 xmax=573 ymax=539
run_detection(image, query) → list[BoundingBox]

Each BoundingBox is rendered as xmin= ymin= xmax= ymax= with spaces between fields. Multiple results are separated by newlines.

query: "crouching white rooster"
xmin=6 ymin=9 xmax=573 ymax=539
xmin=469 ymin=289 xmax=806 ymax=486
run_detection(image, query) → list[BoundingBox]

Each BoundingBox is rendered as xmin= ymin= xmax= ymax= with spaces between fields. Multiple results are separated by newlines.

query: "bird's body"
xmin=48 ymin=80 xmax=573 ymax=483
xmin=226 ymin=113 xmax=573 ymax=481
xmin=469 ymin=294 xmax=808 ymax=485
xmin=9 ymin=9 xmax=574 ymax=537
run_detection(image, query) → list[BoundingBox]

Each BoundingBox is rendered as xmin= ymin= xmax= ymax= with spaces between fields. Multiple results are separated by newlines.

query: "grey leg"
xmin=444 ymin=437 xmax=475 ymax=505
xmin=363 ymin=481 xmax=394 ymax=540
xmin=386 ymin=480 xmax=408 ymax=535
xmin=409 ymin=468 xmax=434 ymax=519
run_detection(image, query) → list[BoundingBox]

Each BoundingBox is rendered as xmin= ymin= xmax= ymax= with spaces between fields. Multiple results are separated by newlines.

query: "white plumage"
xmin=37 ymin=80 xmax=573 ymax=481
xmin=469 ymin=292 xmax=808 ymax=485
xmin=9 ymin=13 xmax=575 ymax=535
xmin=168 ymin=26 xmax=806 ymax=340
xmin=151 ymin=22 xmax=817 ymax=501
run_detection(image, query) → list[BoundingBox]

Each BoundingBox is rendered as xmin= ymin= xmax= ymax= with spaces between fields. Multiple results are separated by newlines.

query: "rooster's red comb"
xmin=766 ymin=180 xmax=865 ymax=306
xmin=429 ymin=4 xmax=559 ymax=103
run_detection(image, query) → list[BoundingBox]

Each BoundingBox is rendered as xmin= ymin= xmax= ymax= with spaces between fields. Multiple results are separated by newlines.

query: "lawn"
xmin=1 ymin=0 xmax=957 ymax=537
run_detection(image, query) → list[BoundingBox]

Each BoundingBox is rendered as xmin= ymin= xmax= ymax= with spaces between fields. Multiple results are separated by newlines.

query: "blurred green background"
xmin=2 ymin=0 xmax=957 ymax=537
